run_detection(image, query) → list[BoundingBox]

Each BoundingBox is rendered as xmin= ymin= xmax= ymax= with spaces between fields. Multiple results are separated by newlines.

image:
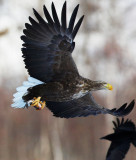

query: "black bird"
xmin=12 ymin=1 xmax=134 ymax=118
xmin=101 ymin=118 xmax=136 ymax=160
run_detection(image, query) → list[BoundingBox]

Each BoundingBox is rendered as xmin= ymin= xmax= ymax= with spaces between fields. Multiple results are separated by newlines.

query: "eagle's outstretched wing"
xmin=46 ymin=93 xmax=134 ymax=118
xmin=21 ymin=2 xmax=84 ymax=82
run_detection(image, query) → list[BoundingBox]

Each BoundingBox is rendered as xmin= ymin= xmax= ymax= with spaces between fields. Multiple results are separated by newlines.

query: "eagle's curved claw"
xmin=30 ymin=97 xmax=46 ymax=110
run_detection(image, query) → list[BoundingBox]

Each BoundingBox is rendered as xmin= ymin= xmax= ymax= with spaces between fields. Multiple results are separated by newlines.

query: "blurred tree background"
xmin=0 ymin=0 xmax=136 ymax=159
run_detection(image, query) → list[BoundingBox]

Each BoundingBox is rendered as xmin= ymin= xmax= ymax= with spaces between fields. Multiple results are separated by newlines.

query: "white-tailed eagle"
xmin=12 ymin=1 xmax=134 ymax=118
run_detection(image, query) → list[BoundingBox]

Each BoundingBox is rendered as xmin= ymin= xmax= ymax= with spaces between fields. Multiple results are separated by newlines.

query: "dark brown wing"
xmin=21 ymin=2 xmax=84 ymax=82
xmin=46 ymin=93 xmax=134 ymax=118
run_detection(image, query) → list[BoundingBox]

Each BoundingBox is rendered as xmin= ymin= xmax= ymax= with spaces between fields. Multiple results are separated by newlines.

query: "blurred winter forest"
xmin=0 ymin=0 xmax=136 ymax=160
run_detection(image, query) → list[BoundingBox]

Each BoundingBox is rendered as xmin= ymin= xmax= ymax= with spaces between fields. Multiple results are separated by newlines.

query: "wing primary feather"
xmin=121 ymin=118 xmax=124 ymax=125
xmin=33 ymin=8 xmax=47 ymax=25
xmin=61 ymin=1 xmax=67 ymax=30
xmin=68 ymin=4 xmax=79 ymax=33
xmin=25 ymin=23 xmax=32 ymax=30
xmin=106 ymin=100 xmax=135 ymax=117
xmin=31 ymin=11 xmax=55 ymax=35
xmin=121 ymin=100 xmax=135 ymax=116
xmin=112 ymin=120 xmax=118 ymax=131
xmin=23 ymin=29 xmax=36 ymax=39
xmin=28 ymin=16 xmax=42 ymax=30
xmin=43 ymin=5 xmax=54 ymax=24
xmin=25 ymin=23 xmax=43 ymax=36
xmin=72 ymin=15 xmax=84 ymax=39
xmin=52 ymin=2 xmax=60 ymax=27
xmin=117 ymin=118 xmax=120 ymax=127
xmin=116 ymin=103 xmax=127 ymax=113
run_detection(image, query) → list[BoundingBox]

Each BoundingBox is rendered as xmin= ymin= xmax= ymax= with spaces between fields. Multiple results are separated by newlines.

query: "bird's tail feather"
xmin=11 ymin=77 xmax=44 ymax=108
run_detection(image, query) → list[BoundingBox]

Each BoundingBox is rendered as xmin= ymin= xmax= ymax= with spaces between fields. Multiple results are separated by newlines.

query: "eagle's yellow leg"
xmin=30 ymin=97 xmax=46 ymax=110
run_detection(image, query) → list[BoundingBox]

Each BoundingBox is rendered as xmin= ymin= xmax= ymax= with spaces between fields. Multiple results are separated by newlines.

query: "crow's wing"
xmin=21 ymin=2 xmax=84 ymax=82
xmin=46 ymin=93 xmax=134 ymax=118
xmin=113 ymin=118 xmax=136 ymax=133
xmin=106 ymin=141 xmax=130 ymax=160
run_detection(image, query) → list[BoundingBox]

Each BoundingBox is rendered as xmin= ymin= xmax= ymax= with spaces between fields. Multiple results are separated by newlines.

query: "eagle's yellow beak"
xmin=104 ymin=83 xmax=113 ymax=90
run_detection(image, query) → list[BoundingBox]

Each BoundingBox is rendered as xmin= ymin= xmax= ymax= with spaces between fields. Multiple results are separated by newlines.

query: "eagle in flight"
xmin=12 ymin=1 xmax=134 ymax=118
xmin=101 ymin=118 xmax=136 ymax=160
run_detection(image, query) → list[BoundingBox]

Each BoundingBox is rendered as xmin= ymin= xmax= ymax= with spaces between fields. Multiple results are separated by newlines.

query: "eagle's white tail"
xmin=11 ymin=77 xmax=44 ymax=108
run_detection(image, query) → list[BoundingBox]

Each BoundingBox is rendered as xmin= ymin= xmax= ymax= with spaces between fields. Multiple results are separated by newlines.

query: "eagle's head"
xmin=84 ymin=79 xmax=113 ymax=91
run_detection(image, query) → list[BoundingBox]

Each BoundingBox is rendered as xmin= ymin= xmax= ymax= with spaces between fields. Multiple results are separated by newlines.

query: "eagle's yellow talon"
xmin=30 ymin=97 xmax=46 ymax=110
xmin=31 ymin=97 xmax=41 ymax=106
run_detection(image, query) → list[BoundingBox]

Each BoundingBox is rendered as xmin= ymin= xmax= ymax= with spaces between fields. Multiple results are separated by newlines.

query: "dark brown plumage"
xmin=12 ymin=1 xmax=135 ymax=118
